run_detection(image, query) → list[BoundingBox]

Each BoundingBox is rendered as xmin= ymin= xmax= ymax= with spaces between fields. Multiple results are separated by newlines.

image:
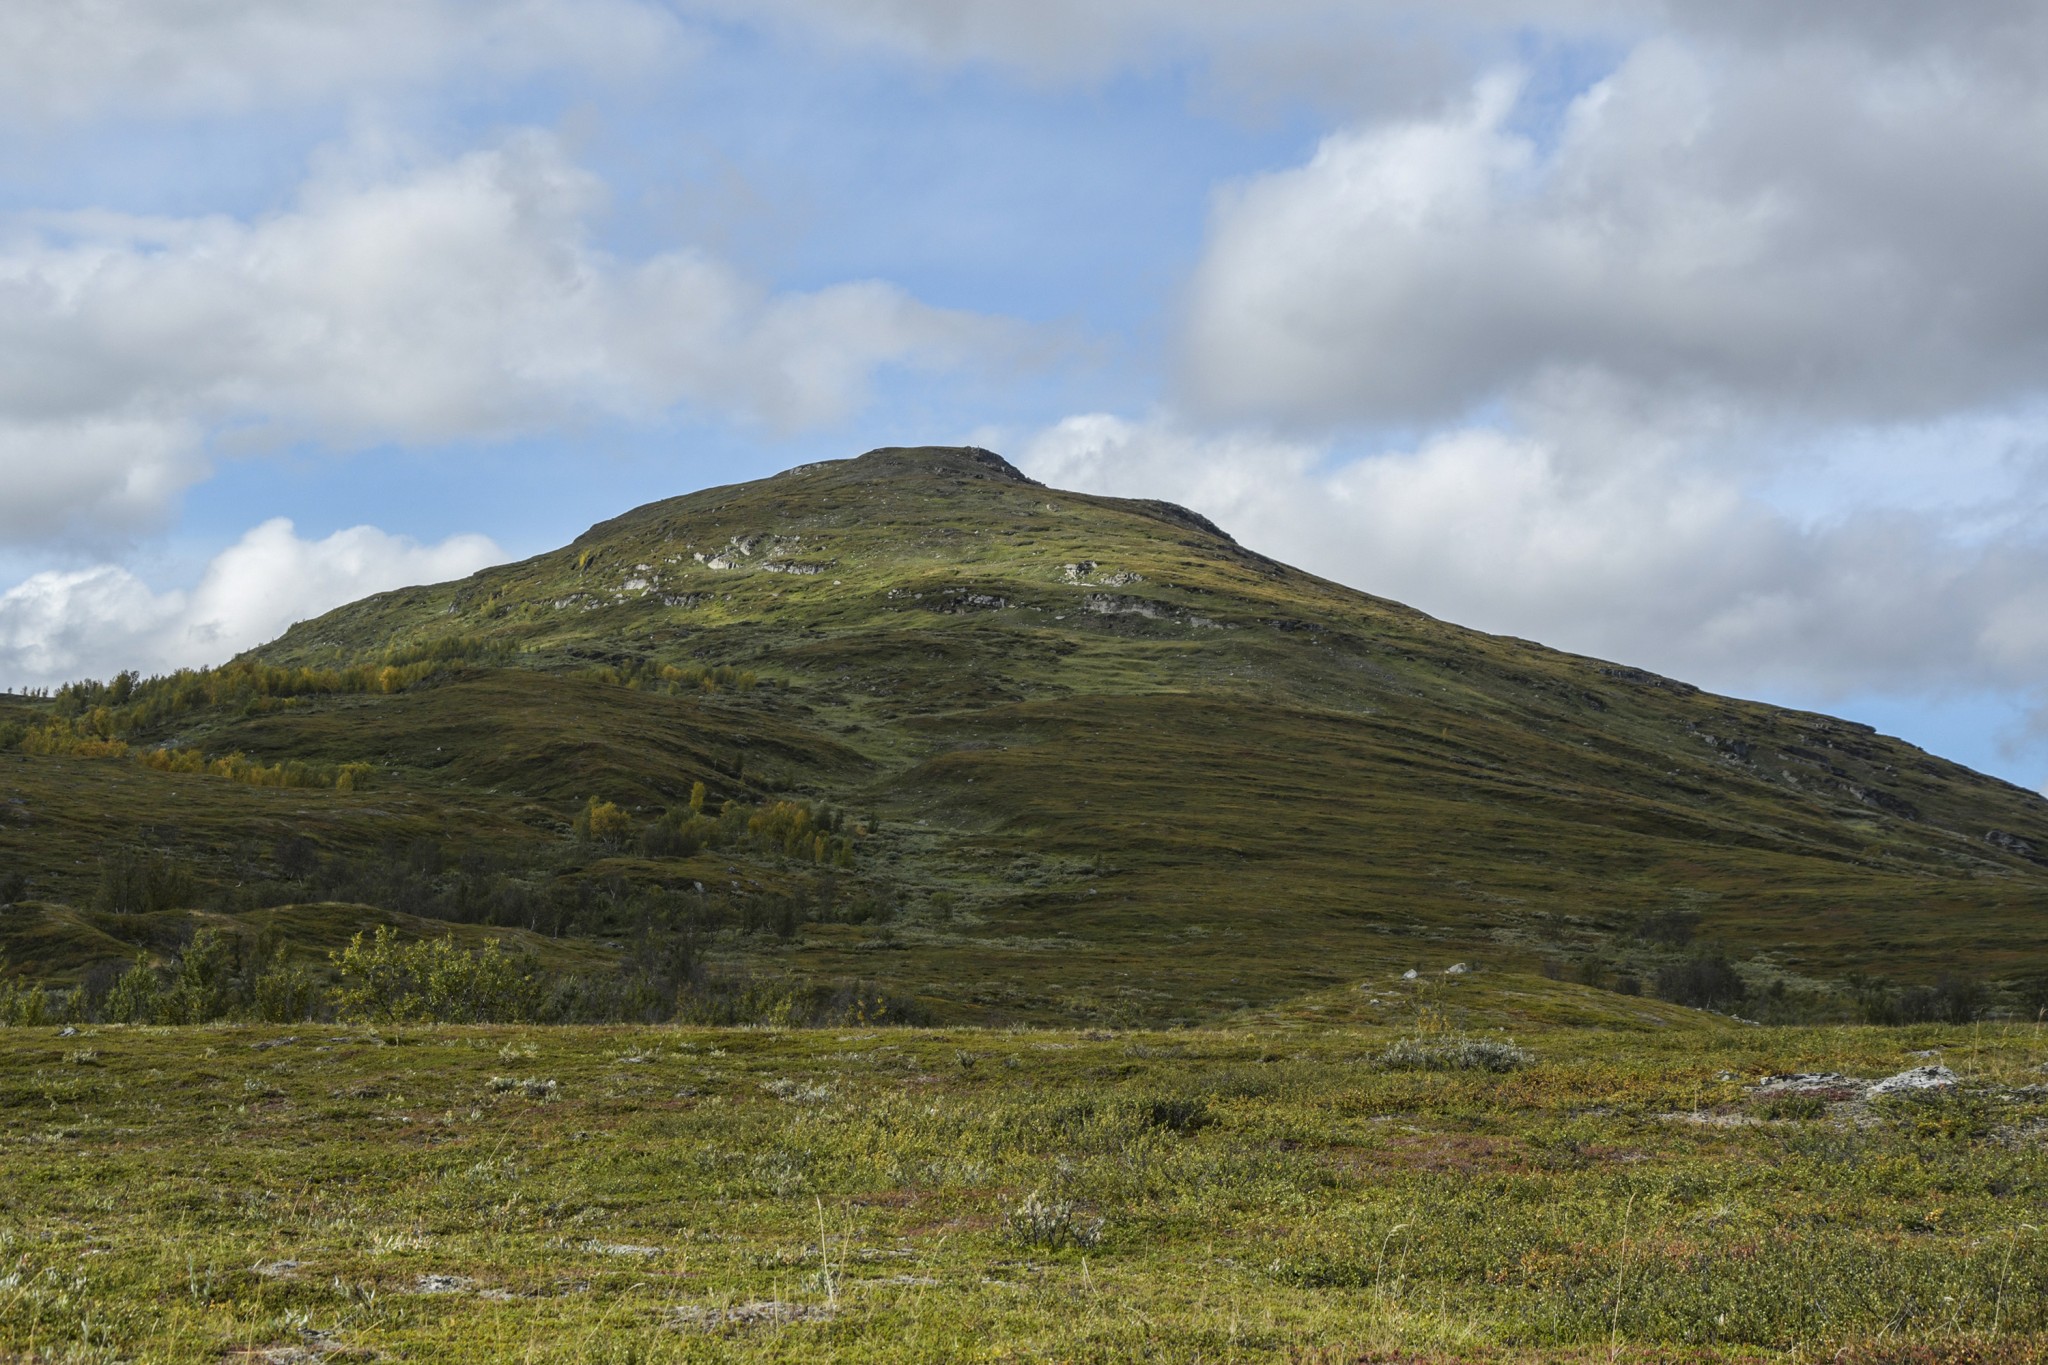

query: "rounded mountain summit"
xmin=4 ymin=444 xmax=2031 ymax=1019
xmin=223 ymin=444 xmax=2048 ymax=1019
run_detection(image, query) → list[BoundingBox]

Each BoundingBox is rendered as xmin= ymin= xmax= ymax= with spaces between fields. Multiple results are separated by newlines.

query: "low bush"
xmin=1140 ymin=1095 xmax=1215 ymax=1134
xmin=1378 ymin=1033 xmax=1531 ymax=1072
xmin=1004 ymin=1191 xmax=1104 ymax=1250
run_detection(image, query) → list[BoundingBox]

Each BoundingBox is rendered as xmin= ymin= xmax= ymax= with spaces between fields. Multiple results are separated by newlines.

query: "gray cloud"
xmin=0 ymin=0 xmax=690 ymax=120
xmin=0 ymin=416 xmax=205 ymax=543
xmin=692 ymin=2 xmax=2048 ymax=115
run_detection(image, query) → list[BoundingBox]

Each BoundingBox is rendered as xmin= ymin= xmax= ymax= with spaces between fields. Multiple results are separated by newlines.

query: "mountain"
xmin=4 ymin=445 xmax=2046 ymax=1024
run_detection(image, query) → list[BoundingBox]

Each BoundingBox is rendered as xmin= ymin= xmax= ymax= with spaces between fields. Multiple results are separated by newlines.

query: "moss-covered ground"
xmin=3 ymin=983 xmax=2045 ymax=1362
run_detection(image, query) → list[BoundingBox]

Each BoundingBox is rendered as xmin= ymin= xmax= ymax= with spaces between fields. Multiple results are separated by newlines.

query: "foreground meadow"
xmin=1 ymin=1011 xmax=2044 ymax=1363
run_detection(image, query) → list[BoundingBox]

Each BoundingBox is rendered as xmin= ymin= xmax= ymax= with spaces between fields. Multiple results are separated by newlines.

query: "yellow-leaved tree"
xmin=573 ymin=796 xmax=634 ymax=849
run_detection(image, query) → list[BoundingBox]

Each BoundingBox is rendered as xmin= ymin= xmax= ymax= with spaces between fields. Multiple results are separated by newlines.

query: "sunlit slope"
xmin=237 ymin=446 xmax=2048 ymax=990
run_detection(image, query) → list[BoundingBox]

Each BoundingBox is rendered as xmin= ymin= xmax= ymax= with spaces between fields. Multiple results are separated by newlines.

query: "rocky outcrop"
xmin=1864 ymin=1066 xmax=1959 ymax=1098
xmin=1987 ymin=829 xmax=2042 ymax=860
xmin=1083 ymin=594 xmax=1219 ymax=629
xmin=1600 ymin=665 xmax=1700 ymax=696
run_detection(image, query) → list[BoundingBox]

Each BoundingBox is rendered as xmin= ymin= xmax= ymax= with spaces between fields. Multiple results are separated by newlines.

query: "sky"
xmin=2 ymin=1 xmax=2047 ymax=790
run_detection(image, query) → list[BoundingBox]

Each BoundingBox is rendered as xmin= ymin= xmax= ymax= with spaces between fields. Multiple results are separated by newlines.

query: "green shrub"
xmin=1654 ymin=947 xmax=1747 ymax=1011
xmin=331 ymin=926 xmax=541 ymax=1024
xmin=0 ymin=978 xmax=51 ymax=1026
xmin=157 ymin=928 xmax=239 ymax=1024
xmin=250 ymin=950 xmax=319 ymax=1023
xmin=640 ymin=813 xmax=717 ymax=858
xmin=103 ymin=956 xmax=162 ymax=1024
xmin=1141 ymin=1095 xmax=1214 ymax=1134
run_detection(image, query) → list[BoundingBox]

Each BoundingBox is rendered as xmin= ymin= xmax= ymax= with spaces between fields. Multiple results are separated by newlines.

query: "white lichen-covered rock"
xmin=1753 ymin=1072 xmax=1862 ymax=1097
xmin=1864 ymin=1065 xmax=1960 ymax=1098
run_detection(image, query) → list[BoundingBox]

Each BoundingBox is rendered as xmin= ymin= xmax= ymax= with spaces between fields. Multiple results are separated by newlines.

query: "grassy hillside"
xmin=3 ymin=446 xmax=2046 ymax=1023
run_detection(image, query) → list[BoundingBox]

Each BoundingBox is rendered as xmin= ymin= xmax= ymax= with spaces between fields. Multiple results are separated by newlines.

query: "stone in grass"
xmin=667 ymin=1300 xmax=836 ymax=1331
xmin=583 ymin=1240 xmax=663 ymax=1257
xmin=225 ymin=1336 xmax=349 ymax=1364
xmin=413 ymin=1274 xmax=474 ymax=1294
xmin=1864 ymin=1065 xmax=1960 ymax=1099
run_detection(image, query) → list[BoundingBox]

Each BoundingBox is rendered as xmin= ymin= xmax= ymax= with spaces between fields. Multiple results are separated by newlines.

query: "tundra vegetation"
xmin=0 ymin=988 xmax=2043 ymax=1362
xmin=2 ymin=448 xmax=2046 ymax=1358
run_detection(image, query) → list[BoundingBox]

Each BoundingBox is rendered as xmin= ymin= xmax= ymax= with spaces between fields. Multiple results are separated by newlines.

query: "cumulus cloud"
xmin=0 ymin=519 xmax=502 ymax=689
xmin=0 ymin=132 xmax=1014 ymax=543
xmin=1020 ymin=413 xmax=2048 ymax=704
xmin=0 ymin=0 xmax=689 ymax=120
xmin=1179 ymin=45 xmax=2048 ymax=426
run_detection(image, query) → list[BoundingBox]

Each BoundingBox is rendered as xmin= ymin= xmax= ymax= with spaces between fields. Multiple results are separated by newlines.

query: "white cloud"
xmin=1019 ymin=412 xmax=2048 ymax=703
xmin=0 ymin=132 xmax=1015 ymax=544
xmin=1179 ymin=44 xmax=2048 ymax=427
xmin=0 ymin=0 xmax=690 ymax=120
xmin=0 ymin=519 xmax=502 ymax=688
